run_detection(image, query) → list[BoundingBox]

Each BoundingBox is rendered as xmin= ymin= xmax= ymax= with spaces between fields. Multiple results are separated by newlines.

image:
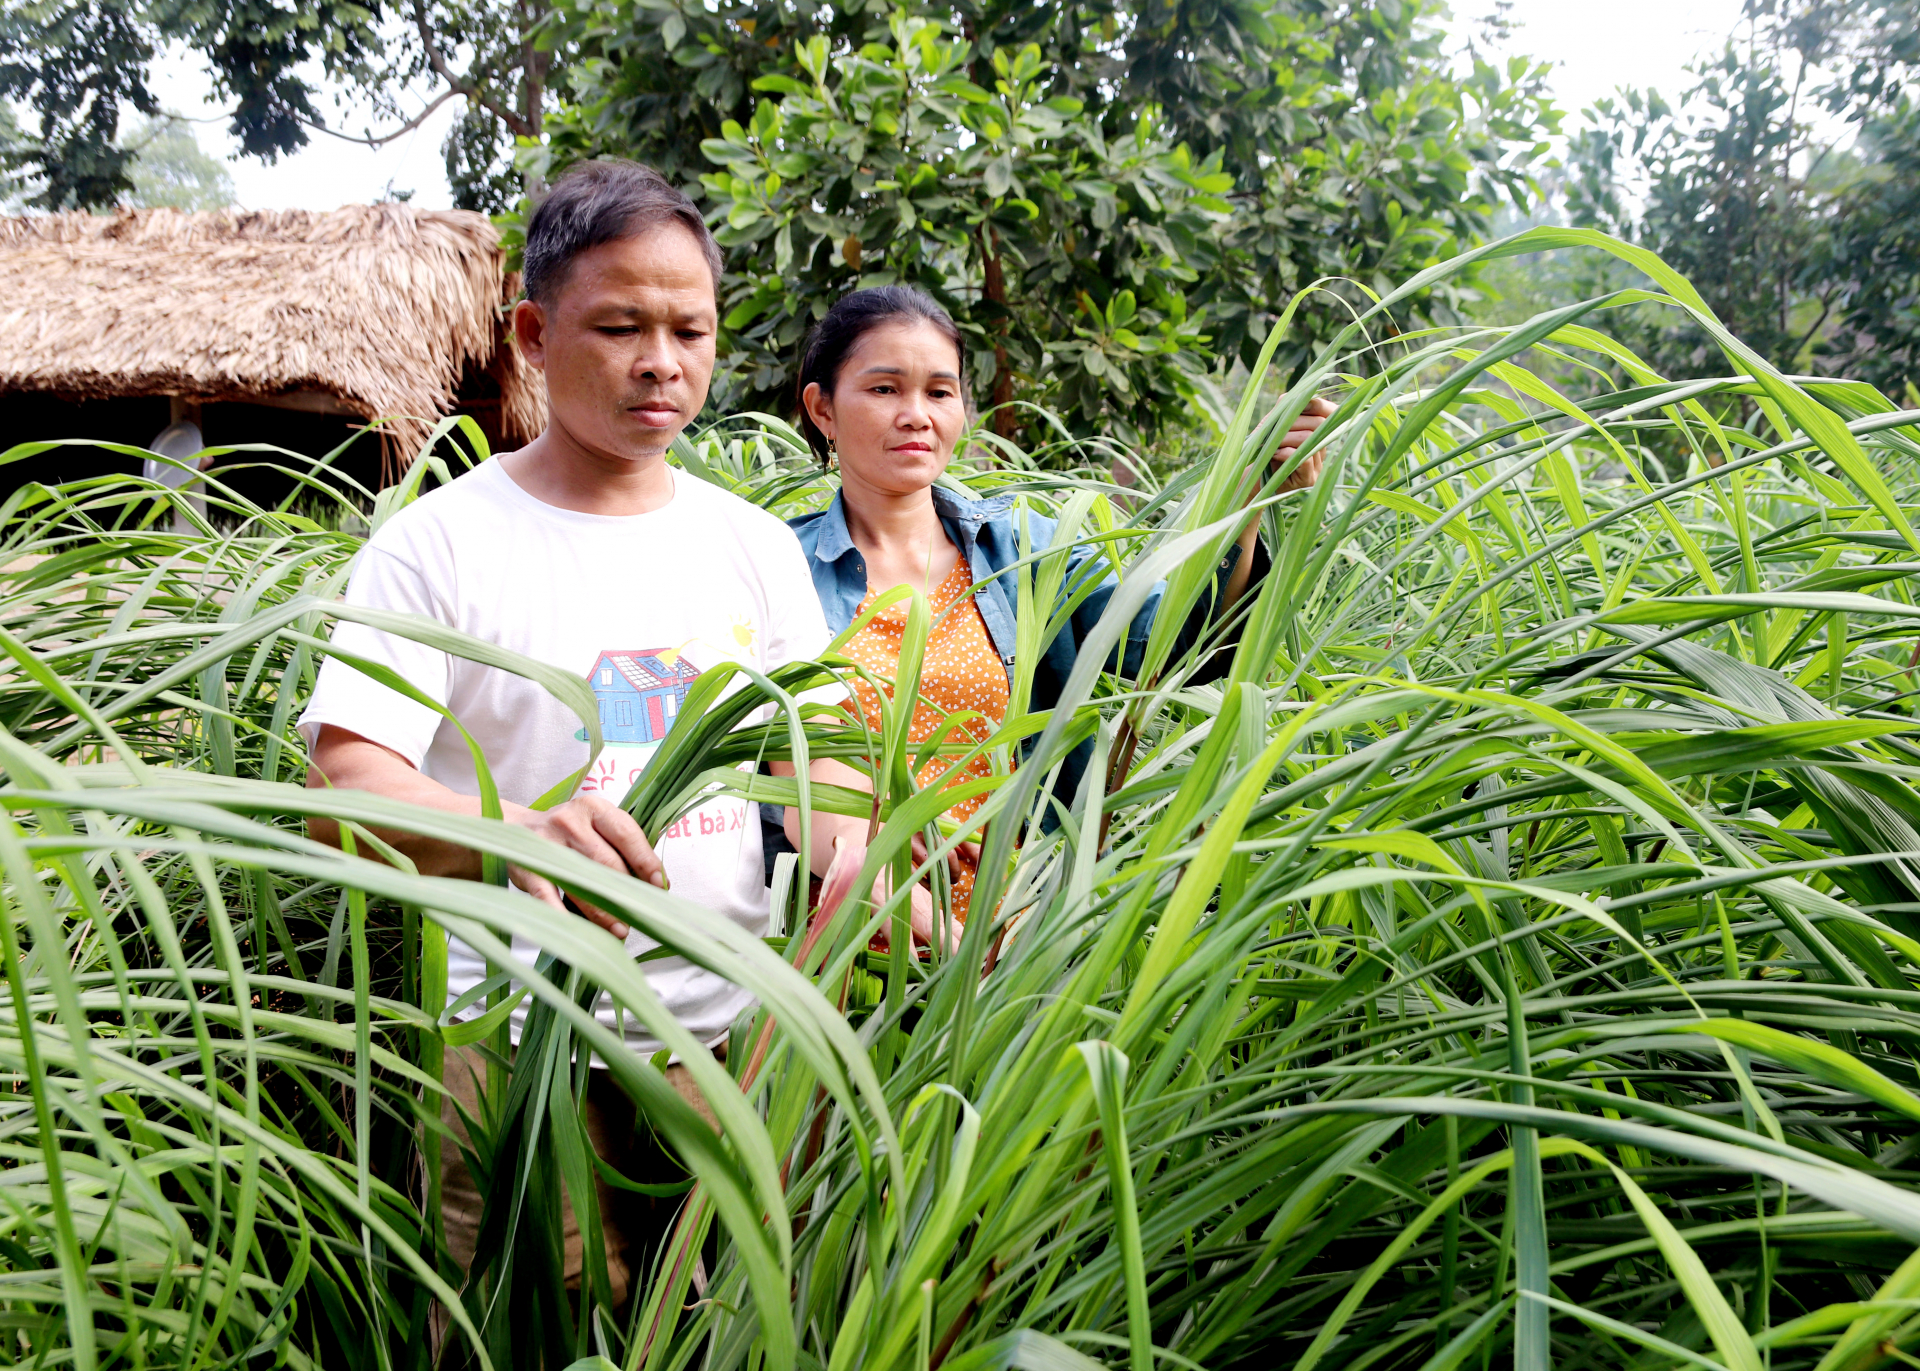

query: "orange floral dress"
xmin=840 ymin=555 xmax=1008 ymax=923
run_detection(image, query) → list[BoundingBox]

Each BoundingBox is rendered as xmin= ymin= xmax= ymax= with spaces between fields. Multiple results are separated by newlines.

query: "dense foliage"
xmin=11 ymin=232 xmax=1920 ymax=1370
xmin=119 ymin=115 xmax=235 ymax=210
xmin=1 ymin=0 xmax=1557 ymax=441
xmin=542 ymin=0 xmax=1558 ymax=440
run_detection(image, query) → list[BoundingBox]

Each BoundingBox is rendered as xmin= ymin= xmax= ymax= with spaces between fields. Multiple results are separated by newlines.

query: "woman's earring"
xmin=827 ymin=439 xmax=838 ymax=469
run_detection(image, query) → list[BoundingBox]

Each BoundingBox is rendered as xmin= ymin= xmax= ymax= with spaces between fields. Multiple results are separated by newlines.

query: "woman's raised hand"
xmin=1272 ymin=395 xmax=1336 ymax=492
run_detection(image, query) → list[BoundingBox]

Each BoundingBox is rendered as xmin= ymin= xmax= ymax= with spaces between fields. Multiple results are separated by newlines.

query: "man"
xmin=300 ymin=158 xmax=866 ymax=1322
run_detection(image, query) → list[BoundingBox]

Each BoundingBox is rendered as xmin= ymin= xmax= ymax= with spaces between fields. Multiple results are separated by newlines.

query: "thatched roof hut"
xmin=0 ymin=204 xmax=547 ymax=462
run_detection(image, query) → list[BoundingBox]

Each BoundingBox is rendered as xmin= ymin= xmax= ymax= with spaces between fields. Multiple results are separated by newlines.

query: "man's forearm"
xmin=306 ymin=727 xmax=509 ymax=879
xmin=306 ymin=724 xmax=662 ymax=938
xmin=774 ymin=755 xmax=951 ymax=949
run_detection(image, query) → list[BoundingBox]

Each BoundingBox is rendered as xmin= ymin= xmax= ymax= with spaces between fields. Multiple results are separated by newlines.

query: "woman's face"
xmin=803 ymin=320 xmax=967 ymax=497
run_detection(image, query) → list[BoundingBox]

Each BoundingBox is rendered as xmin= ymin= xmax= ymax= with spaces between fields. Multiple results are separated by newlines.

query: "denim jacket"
xmin=784 ymin=486 xmax=1262 ymax=822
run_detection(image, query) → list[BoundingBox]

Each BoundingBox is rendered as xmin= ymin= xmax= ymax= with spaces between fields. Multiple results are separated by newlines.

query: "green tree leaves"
xmin=683 ymin=19 xmax=1226 ymax=443
xmin=546 ymin=0 xmax=1559 ymax=445
xmin=121 ymin=115 xmax=234 ymax=210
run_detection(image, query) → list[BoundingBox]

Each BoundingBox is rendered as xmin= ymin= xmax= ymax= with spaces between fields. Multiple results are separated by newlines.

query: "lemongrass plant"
xmin=7 ymin=227 xmax=1920 ymax=1371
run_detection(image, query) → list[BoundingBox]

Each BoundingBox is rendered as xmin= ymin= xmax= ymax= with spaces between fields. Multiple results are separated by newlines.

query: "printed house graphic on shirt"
xmin=588 ymin=650 xmax=701 ymax=744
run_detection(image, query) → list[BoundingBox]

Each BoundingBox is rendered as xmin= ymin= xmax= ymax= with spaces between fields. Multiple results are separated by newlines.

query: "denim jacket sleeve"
xmin=1046 ymin=523 xmax=1267 ymax=691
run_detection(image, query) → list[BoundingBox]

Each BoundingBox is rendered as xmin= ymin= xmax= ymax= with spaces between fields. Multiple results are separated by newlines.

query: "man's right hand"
xmin=308 ymin=725 xmax=664 ymax=943
xmin=504 ymin=793 xmax=666 ymax=941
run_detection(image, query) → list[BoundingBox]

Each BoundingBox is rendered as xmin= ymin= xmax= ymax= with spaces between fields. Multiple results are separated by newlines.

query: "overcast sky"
xmin=145 ymin=0 xmax=1756 ymax=214
xmin=1497 ymin=0 xmax=1747 ymax=118
xmin=145 ymin=55 xmax=461 ymax=213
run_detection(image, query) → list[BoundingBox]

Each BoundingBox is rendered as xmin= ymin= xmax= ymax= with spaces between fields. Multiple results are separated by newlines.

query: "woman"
xmin=785 ymin=287 xmax=1329 ymax=933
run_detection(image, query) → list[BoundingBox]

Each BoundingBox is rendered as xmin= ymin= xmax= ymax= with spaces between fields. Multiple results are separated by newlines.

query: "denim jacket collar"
xmin=805 ymin=488 xmax=1014 ymax=565
xmin=932 ymin=484 xmax=1014 ymax=527
xmin=807 ymin=490 xmax=857 ymax=561
xmin=808 ymin=486 xmax=1009 ymax=550
xmin=795 ymin=487 xmax=1022 ymax=669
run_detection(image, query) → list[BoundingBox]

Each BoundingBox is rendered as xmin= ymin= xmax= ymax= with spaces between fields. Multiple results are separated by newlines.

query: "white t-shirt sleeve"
xmin=754 ymin=525 xmax=847 ymax=720
xmin=298 ymin=543 xmax=452 ymax=767
xmin=761 ymin=533 xmax=832 ymax=670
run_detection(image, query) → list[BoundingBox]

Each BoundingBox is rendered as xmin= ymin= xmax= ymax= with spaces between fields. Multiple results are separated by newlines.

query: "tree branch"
xmin=414 ymin=0 xmax=468 ymax=99
xmin=298 ymin=86 xmax=462 ymax=148
xmin=1789 ymin=289 xmax=1837 ymax=365
xmin=413 ymin=0 xmax=535 ymax=139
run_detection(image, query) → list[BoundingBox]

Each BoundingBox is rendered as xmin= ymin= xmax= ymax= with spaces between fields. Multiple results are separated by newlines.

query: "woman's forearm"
xmin=1221 ymin=516 xmax=1262 ymax=613
xmin=1219 ymin=398 xmax=1332 ymax=615
xmin=773 ymin=757 xmax=874 ymax=876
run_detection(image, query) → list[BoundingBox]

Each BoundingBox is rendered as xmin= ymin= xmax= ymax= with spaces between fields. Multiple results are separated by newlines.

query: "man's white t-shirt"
xmin=299 ymin=458 xmax=830 ymax=1052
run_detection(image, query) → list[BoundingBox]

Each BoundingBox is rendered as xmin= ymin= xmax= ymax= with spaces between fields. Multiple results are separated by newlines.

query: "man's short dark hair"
xmin=522 ymin=159 xmax=724 ymax=305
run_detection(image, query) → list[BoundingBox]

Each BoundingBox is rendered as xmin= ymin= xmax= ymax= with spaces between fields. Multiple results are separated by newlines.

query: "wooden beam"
xmin=219 ymin=389 xmax=363 ymax=418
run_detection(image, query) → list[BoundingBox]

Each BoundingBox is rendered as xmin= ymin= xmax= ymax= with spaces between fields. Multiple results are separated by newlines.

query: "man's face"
xmin=515 ymin=223 xmax=718 ymax=463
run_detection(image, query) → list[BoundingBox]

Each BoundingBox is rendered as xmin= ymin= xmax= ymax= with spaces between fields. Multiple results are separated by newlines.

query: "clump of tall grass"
xmin=5 ymin=228 xmax=1920 ymax=1371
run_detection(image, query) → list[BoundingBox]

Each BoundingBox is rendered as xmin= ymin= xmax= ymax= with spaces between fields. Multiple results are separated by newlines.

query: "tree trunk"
xmin=981 ymin=228 xmax=1015 ymax=439
xmin=521 ymin=0 xmax=549 ymax=196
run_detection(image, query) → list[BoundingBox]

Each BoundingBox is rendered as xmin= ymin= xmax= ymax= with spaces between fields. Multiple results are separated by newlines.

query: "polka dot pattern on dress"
xmin=840 ymin=555 xmax=1010 ymax=925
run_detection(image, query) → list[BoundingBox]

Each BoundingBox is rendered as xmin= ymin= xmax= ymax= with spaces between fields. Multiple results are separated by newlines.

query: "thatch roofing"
xmin=0 ymin=204 xmax=547 ymax=447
